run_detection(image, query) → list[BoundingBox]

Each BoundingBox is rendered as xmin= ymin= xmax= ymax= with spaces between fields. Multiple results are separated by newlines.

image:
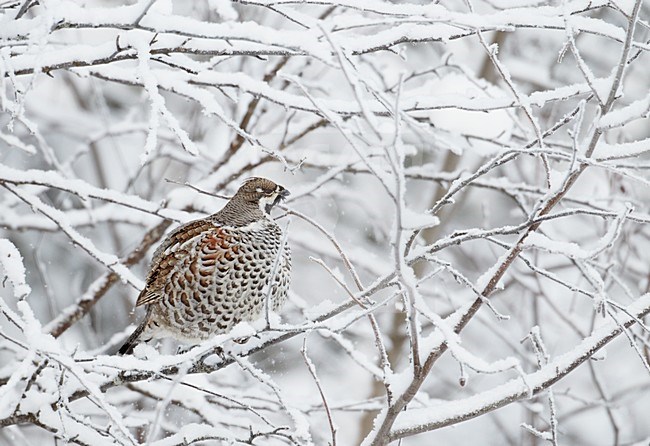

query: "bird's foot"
xmin=233 ymin=333 xmax=261 ymax=344
xmin=198 ymin=345 xmax=226 ymax=362
xmin=176 ymin=344 xmax=196 ymax=355
xmin=213 ymin=345 xmax=226 ymax=359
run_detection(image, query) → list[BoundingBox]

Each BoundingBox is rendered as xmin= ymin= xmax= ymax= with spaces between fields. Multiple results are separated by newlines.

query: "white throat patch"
xmin=258 ymin=194 xmax=278 ymax=214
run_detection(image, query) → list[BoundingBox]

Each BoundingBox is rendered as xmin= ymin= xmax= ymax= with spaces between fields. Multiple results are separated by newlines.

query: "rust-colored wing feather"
xmin=135 ymin=219 xmax=224 ymax=307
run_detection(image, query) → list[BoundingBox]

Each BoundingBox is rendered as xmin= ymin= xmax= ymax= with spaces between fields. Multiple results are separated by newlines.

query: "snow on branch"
xmin=0 ymin=239 xmax=31 ymax=300
xmin=3 ymin=184 xmax=144 ymax=290
xmin=387 ymin=293 xmax=650 ymax=441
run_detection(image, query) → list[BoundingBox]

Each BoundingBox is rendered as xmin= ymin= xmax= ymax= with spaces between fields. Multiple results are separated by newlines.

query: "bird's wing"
xmin=135 ymin=219 xmax=237 ymax=307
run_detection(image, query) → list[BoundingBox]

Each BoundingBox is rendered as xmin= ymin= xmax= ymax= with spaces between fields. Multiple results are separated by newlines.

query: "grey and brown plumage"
xmin=119 ymin=177 xmax=291 ymax=355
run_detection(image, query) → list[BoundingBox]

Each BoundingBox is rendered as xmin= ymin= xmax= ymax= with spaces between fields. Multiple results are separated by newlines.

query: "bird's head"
xmin=236 ymin=177 xmax=290 ymax=214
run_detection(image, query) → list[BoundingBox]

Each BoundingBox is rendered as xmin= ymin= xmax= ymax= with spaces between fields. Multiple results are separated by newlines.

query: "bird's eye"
xmin=255 ymin=187 xmax=274 ymax=195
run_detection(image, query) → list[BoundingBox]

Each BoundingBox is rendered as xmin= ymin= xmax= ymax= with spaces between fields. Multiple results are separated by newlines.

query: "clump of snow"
xmin=592 ymin=138 xmax=650 ymax=160
xmin=401 ymin=209 xmax=440 ymax=230
xmin=0 ymin=239 xmax=31 ymax=299
xmin=475 ymin=250 xmax=512 ymax=291
xmin=524 ymin=232 xmax=588 ymax=259
xmin=524 ymin=210 xmax=628 ymax=260
xmin=599 ymin=93 xmax=650 ymax=129
xmin=303 ymin=299 xmax=339 ymax=320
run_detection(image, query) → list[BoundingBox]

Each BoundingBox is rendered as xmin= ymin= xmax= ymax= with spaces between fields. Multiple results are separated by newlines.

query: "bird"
xmin=118 ymin=177 xmax=291 ymax=355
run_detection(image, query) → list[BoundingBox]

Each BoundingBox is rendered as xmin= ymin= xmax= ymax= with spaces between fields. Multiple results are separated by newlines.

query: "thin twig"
xmin=301 ymin=339 xmax=337 ymax=446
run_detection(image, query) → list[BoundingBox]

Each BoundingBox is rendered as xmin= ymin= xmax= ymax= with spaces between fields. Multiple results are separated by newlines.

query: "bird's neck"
xmin=213 ymin=197 xmax=268 ymax=227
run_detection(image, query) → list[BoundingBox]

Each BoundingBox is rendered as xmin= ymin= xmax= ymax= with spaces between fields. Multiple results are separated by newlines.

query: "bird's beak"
xmin=271 ymin=187 xmax=290 ymax=210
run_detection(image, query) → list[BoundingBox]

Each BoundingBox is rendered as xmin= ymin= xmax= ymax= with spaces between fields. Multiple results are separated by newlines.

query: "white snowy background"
xmin=1 ymin=0 xmax=650 ymax=445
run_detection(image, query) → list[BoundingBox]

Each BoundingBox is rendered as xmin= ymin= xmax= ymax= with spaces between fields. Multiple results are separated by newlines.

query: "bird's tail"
xmin=118 ymin=320 xmax=148 ymax=355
